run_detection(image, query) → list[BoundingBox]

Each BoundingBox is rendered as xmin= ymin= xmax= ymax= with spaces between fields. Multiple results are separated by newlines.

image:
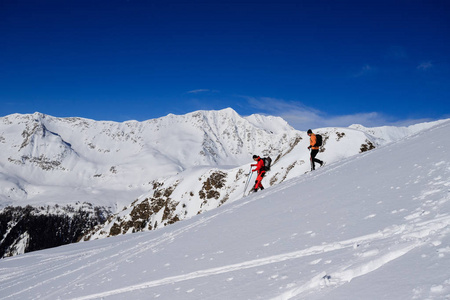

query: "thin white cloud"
xmin=353 ymin=64 xmax=374 ymax=78
xmin=386 ymin=46 xmax=408 ymax=60
xmin=186 ymin=89 xmax=219 ymax=94
xmin=417 ymin=61 xmax=433 ymax=71
xmin=187 ymin=89 xmax=210 ymax=94
xmin=243 ymin=96 xmax=327 ymax=129
xmin=243 ymin=96 xmax=431 ymax=130
xmin=282 ymin=110 xmax=391 ymax=130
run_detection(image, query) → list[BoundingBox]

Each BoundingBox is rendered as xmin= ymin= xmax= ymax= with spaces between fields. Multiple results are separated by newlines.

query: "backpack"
xmin=315 ymin=134 xmax=323 ymax=147
xmin=262 ymin=156 xmax=272 ymax=171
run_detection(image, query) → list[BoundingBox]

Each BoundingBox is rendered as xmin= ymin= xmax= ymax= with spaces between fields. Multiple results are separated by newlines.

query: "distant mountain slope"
xmin=0 ymin=118 xmax=448 ymax=300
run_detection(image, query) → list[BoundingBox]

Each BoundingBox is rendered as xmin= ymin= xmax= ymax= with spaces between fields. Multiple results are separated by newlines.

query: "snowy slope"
xmin=77 ymin=127 xmax=381 ymax=241
xmin=0 ymin=119 xmax=448 ymax=300
xmin=80 ymin=120 xmax=446 ymax=241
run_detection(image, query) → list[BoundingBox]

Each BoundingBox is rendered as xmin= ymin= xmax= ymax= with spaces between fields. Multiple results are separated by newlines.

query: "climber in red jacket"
xmin=251 ymin=155 xmax=265 ymax=192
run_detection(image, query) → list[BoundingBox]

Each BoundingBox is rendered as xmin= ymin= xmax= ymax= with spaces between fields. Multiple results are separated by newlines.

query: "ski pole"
xmin=243 ymin=167 xmax=253 ymax=197
xmin=246 ymin=172 xmax=253 ymax=196
xmin=244 ymin=168 xmax=252 ymax=193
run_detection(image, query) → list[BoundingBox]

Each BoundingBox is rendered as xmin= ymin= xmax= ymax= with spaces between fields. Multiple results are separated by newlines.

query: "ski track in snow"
xmin=274 ymin=216 xmax=450 ymax=300
xmin=51 ymin=214 xmax=450 ymax=300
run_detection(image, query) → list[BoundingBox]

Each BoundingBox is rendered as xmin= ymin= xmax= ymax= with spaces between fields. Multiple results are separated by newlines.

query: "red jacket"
xmin=252 ymin=157 xmax=265 ymax=174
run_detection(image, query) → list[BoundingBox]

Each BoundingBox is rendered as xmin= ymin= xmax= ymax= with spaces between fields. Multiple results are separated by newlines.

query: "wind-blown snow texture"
xmin=0 ymin=114 xmax=449 ymax=299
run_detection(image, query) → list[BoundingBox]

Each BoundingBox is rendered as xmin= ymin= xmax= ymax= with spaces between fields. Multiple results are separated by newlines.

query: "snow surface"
xmin=0 ymin=119 xmax=449 ymax=299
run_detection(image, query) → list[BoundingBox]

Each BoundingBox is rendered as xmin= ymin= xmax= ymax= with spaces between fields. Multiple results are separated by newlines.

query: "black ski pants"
xmin=310 ymin=149 xmax=322 ymax=170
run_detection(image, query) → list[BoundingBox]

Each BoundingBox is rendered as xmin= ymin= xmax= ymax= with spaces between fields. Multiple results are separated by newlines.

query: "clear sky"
xmin=1 ymin=0 xmax=449 ymax=130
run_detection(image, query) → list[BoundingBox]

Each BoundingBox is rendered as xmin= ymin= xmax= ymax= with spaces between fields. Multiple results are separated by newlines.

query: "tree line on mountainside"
xmin=0 ymin=204 xmax=109 ymax=258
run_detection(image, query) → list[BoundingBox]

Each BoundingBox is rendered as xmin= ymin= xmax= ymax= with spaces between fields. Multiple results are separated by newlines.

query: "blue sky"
xmin=1 ymin=0 xmax=449 ymax=130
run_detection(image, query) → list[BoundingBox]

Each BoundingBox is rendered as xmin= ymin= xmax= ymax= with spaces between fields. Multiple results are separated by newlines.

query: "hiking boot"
xmin=320 ymin=161 xmax=325 ymax=167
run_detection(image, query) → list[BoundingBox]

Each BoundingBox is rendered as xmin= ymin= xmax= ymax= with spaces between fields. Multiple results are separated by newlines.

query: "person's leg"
xmin=259 ymin=172 xmax=265 ymax=190
xmin=311 ymin=149 xmax=324 ymax=168
xmin=254 ymin=172 xmax=265 ymax=190
xmin=310 ymin=150 xmax=319 ymax=170
xmin=313 ymin=156 xmax=323 ymax=166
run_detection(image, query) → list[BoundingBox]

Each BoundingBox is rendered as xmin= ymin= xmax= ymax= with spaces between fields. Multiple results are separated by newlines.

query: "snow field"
xmin=0 ymin=119 xmax=449 ymax=299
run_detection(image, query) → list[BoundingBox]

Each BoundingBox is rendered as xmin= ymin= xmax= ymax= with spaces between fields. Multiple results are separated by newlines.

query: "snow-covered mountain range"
xmin=0 ymin=112 xmax=448 ymax=299
xmin=0 ymin=108 xmax=295 ymax=208
xmin=0 ymin=109 xmax=447 ymax=257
